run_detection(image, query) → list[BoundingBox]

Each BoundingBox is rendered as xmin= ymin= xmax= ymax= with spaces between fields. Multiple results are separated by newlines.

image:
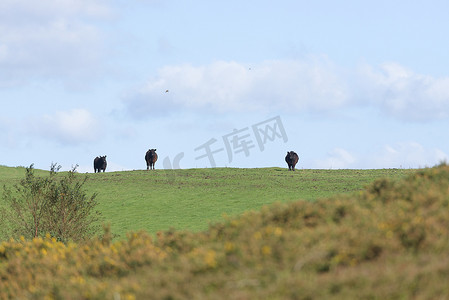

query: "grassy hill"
xmin=1 ymin=166 xmax=414 ymax=239
xmin=1 ymin=165 xmax=449 ymax=299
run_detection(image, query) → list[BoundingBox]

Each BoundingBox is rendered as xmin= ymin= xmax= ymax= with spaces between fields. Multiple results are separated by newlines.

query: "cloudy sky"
xmin=1 ymin=0 xmax=448 ymax=172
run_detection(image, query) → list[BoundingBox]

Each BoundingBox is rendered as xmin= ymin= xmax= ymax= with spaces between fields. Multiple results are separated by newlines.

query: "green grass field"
xmin=0 ymin=165 xmax=415 ymax=239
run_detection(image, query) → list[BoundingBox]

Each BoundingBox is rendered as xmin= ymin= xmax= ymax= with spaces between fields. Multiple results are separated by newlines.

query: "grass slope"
xmin=0 ymin=165 xmax=448 ymax=299
xmin=88 ymin=168 xmax=415 ymax=238
xmin=1 ymin=166 xmax=414 ymax=239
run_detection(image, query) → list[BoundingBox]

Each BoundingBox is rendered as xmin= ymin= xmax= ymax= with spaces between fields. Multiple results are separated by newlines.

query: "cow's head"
xmin=287 ymin=151 xmax=296 ymax=159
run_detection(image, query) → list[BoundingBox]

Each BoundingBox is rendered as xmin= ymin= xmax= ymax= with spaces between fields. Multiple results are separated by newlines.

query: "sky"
xmin=1 ymin=0 xmax=449 ymax=172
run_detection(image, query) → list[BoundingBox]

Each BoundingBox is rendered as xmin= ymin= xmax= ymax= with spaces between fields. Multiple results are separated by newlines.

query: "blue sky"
xmin=1 ymin=0 xmax=448 ymax=172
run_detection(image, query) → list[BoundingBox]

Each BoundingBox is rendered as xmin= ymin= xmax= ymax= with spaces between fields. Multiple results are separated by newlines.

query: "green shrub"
xmin=1 ymin=164 xmax=101 ymax=243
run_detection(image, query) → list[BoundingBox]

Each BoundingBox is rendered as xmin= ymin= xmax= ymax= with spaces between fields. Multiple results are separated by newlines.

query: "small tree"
xmin=1 ymin=164 xmax=102 ymax=243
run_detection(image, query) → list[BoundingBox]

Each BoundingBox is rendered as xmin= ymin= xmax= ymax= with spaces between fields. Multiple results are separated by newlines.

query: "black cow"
xmin=145 ymin=149 xmax=158 ymax=170
xmin=94 ymin=155 xmax=107 ymax=173
xmin=285 ymin=151 xmax=299 ymax=171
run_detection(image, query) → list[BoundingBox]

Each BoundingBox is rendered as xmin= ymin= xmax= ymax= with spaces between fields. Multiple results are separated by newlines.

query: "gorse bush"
xmin=0 ymin=228 xmax=166 ymax=299
xmin=1 ymin=164 xmax=101 ymax=243
xmin=1 ymin=165 xmax=449 ymax=299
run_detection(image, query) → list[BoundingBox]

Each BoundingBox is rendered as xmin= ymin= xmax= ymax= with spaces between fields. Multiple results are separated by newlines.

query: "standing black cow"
xmin=94 ymin=155 xmax=107 ymax=173
xmin=285 ymin=151 xmax=299 ymax=171
xmin=145 ymin=149 xmax=158 ymax=170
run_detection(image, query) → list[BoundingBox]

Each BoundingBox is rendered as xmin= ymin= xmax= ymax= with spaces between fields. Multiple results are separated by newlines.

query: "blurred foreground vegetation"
xmin=1 ymin=164 xmax=449 ymax=299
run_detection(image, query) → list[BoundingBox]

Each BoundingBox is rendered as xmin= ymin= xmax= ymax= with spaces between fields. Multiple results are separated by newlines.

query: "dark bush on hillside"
xmin=1 ymin=164 xmax=101 ymax=243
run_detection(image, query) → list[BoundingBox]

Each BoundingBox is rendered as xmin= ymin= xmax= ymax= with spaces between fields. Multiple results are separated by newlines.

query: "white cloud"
xmin=123 ymin=57 xmax=349 ymax=117
xmin=0 ymin=0 xmax=112 ymax=86
xmin=29 ymin=109 xmax=101 ymax=145
xmin=315 ymin=142 xmax=448 ymax=169
xmin=315 ymin=148 xmax=357 ymax=169
xmin=356 ymin=63 xmax=449 ymax=121
xmin=123 ymin=59 xmax=449 ymax=122
xmin=0 ymin=0 xmax=112 ymax=22
xmin=373 ymin=142 xmax=448 ymax=168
